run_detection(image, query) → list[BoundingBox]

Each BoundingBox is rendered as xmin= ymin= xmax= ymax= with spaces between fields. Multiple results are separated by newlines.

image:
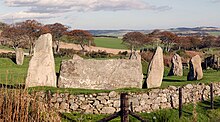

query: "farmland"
xmin=94 ymin=37 xmax=127 ymax=49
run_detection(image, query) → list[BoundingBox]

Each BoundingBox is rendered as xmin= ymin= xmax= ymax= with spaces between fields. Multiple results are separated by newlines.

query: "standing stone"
xmin=25 ymin=33 xmax=56 ymax=88
xmin=145 ymin=46 xmax=164 ymax=88
xmin=187 ymin=55 xmax=203 ymax=81
xmin=168 ymin=53 xmax=183 ymax=76
xmin=15 ymin=48 xmax=24 ymax=65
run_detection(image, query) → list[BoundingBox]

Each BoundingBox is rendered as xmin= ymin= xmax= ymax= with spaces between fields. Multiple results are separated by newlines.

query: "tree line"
xmin=1 ymin=20 xmax=220 ymax=56
xmin=0 ymin=20 xmax=93 ymax=54
xmin=122 ymin=30 xmax=220 ymax=53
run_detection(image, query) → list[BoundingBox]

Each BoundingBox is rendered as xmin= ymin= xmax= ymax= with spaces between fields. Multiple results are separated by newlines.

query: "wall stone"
xmin=35 ymin=82 xmax=220 ymax=114
xmin=58 ymin=55 xmax=143 ymax=90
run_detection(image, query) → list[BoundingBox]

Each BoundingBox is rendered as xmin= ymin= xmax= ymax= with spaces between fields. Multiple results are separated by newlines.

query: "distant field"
xmin=208 ymin=32 xmax=220 ymax=36
xmin=94 ymin=37 xmax=127 ymax=49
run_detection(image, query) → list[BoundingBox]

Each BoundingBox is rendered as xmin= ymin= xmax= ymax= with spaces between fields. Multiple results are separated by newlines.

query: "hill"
xmin=88 ymin=27 xmax=220 ymax=37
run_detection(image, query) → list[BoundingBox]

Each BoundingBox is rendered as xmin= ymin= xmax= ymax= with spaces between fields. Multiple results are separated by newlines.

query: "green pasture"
xmin=94 ymin=37 xmax=127 ymax=49
xmin=0 ymin=57 xmax=67 ymax=85
xmin=208 ymin=32 xmax=220 ymax=36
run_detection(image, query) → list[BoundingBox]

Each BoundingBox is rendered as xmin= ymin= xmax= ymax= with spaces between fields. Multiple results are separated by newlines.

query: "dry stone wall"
xmin=35 ymin=82 xmax=220 ymax=114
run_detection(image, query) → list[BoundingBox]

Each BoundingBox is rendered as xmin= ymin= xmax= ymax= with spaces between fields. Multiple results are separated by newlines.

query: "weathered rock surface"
xmin=58 ymin=55 xmax=143 ymax=90
xmin=187 ymin=55 xmax=203 ymax=81
xmin=129 ymin=52 xmax=141 ymax=62
xmin=168 ymin=53 xmax=183 ymax=76
xmin=15 ymin=48 xmax=24 ymax=65
xmin=72 ymin=54 xmax=83 ymax=60
xmin=145 ymin=46 xmax=164 ymax=88
xmin=25 ymin=33 xmax=56 ymax=88
xmin=204 ymin=55 xmax=219 ymax=69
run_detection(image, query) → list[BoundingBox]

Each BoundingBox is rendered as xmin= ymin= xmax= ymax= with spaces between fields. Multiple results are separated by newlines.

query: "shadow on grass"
xmin=10 ymin=58 xmax=16 ymax=64
xmin=60 ymin=113 xmax=77 ymax=122
xmin=199 ymin=98 xmax=220 ymax=110
xmin=0 ymin=83 xmax=25 ymax=89
xmin=172 ymin=107 xmax=193 ymax=117
xmin=163 ymin=79 xmax=186 ymax=82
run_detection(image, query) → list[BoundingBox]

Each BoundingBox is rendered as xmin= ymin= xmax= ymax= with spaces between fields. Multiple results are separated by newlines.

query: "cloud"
xmin=210 ymin=0 xmax=220 ymax=3
xmin=2 ymin=0 xmax=171 ymax=22
xmin=0 ymin=11 xmax=55 ymax=21
xmin=4 ymin=0 xmax=171 ymax=13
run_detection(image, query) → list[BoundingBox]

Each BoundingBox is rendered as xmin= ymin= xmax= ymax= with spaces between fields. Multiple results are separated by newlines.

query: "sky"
xmin=0 ymin=0 xmax=220 ymax=30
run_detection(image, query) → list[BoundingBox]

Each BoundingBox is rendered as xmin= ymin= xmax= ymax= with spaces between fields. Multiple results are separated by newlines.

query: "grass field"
xmin=208 ymin=32 xmax=220 ymax=36
xmin=0 ymin=57 xmax=220 ymax=94
xmin=0 ymin=57 xmax=67 ymax=85
xmin=0 ymin=45 xmax=14 ymax=51
xmin=61 ymin=96 xmax=220 ymax=122
xmin=94 ymin=37 xmax=127 ymax=49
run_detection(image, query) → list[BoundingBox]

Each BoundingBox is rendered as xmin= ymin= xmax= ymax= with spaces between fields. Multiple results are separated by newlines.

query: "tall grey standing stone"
xmin=25 ymin=33 xmax=56 ymax=88
xmin=15 ymin=48 xmax=24 ymax=65
xmin=58 ymin=55 xmax=143 ymax=90
xmin=145 ymin=46 xmax=164 ymax=88
xmin=187 ymin=55 xmax=203 ymax=81
xmin=168 ymin=53 xmax=183 ymax=76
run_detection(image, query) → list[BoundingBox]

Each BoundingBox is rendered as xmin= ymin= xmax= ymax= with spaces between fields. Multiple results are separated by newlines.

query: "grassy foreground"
xmin=61 ymin=97 xmax=220 ymax=122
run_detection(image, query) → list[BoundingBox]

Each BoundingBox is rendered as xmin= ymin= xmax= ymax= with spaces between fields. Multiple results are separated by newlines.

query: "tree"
xmin=1 ymin=25 xmax=28 ymax=49
xmin=215 ymin=36 xmax=220 ymax=47
xmin=145 ymin=31 xmax=161 ymax=49
xmin=122 ymin=32 xmax=147 ymax=59
xmin=44 ymin=23 xmax=68 ymax=53
xmin=158 ymin=31 xmax=178 ymax=52
xmin=188 ymin=36 xmax=202 ymax=50
xmin=16 ymin=20 xmax=43 ymax=55
xmin=175 ymin=36 xmax=190 ymax=50
xmin=202 ymin=35 xmax=217 ymax=49
xmin=65 ymin=30 xmax=94 ymax=51
xmin=0 ymin=22 xmax=8 ymax=30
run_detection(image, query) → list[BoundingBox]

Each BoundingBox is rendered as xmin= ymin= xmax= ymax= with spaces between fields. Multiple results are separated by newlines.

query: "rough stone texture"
xmin=58 ymin=56 xmax=143 ymax=90
xmin=72 ymin=54 xmax=83 ymax=60
xmin=145 ymin=46 xmax=164 ymax=88
xmin=15 ymin=48 xmax=24 ymax=65
xmin=168 ymin=53 xmax=183 ymax=76
xmin=204 ymin=55 xmax=219 ymax=69
xmin=25 ymin=33 xmax=56 ymax=88
xmin=130 ymin=52 xmax=141 ymax=62
xmin=187 ymin=55 xmax=203 ymax=81
xmin=33 ymin=82 xmax=220 ymax=114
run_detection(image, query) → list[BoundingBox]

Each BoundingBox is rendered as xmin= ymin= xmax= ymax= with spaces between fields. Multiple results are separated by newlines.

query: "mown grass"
xmin=94 ymin=37 xmax=127 ymax=49
xmin=61 ymin=97 xmax=220 ymax=122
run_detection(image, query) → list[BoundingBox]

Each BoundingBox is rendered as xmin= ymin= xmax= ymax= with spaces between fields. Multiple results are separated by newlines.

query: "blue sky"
xmin=0 ymin=0 xmax=220 ymax=30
